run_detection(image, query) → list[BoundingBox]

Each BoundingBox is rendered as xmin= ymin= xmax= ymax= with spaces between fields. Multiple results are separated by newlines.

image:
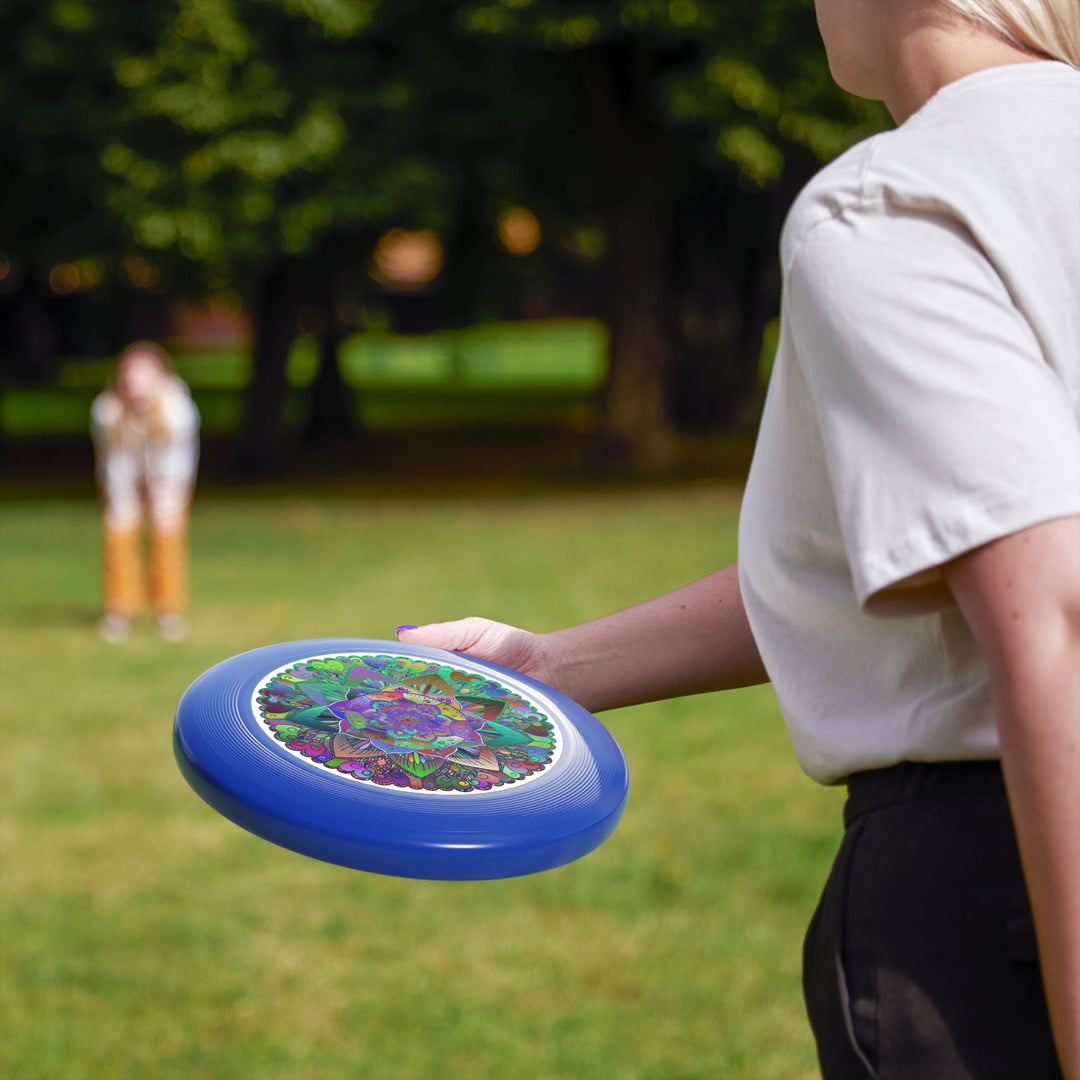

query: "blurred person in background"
xmin=398 ymin=0 xmax=1080 ymax=1077
xmin=91 ymin=341 xmax=200 ymax=643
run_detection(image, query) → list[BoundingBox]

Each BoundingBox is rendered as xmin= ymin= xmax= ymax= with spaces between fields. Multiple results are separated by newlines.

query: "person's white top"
xmin=739 ymin=61 xmax=1080 ymax=785
xmin=91 ymin=375 xmax=200 ymax=531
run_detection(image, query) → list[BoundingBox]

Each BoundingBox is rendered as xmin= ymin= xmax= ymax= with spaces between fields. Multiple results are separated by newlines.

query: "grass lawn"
xmin=0 ymin=484 xmax=842 ymax=1080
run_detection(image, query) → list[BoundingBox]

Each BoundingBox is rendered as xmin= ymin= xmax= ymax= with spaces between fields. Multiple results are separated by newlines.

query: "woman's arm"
xmin=397 ymin=562 xmax=768 ymax=713
xmin=944 ymin=515 xmax=1080 ymax=1080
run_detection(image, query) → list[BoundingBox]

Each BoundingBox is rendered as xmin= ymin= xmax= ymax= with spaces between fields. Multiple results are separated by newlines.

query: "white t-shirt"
xmin=91 ymin=375 xmax=200 ymax=531
xmin=739 ymin=62 xmax=1080 ymax=785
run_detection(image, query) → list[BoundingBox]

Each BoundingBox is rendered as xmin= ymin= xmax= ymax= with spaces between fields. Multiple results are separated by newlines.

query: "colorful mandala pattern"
xmin=254 ymin=654 xmax=559 ymax=793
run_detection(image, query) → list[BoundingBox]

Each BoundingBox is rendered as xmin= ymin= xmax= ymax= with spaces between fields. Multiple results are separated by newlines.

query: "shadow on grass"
xmin=1 ymin=426 xmax=758 ymax=503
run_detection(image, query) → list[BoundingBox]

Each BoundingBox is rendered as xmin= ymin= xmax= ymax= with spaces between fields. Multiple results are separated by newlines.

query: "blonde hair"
xmin=938 ymin=0 xmax=1080 ymax=66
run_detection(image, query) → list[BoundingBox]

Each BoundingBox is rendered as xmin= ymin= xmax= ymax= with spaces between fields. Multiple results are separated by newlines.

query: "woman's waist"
xmin=844 ymin=758 xmax=1005 ymax=828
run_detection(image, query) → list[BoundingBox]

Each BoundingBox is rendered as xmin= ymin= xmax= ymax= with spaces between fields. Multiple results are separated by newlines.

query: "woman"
xmin=397 ymin=1 xmax=1079 ymax=1076
xmin=91 ymin=342 xmax=200 ymax=642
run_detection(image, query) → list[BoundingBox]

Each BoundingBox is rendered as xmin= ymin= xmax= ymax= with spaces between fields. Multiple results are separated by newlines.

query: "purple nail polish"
xmin=395 ymin=625 xmax=418 ymax=634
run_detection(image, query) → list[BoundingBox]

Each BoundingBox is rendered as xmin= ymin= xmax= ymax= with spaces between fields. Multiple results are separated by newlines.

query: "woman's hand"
xmin=396 ymin=618 xmax=563 ymax=689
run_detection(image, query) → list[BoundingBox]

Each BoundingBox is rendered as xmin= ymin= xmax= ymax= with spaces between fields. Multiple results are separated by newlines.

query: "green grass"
xmin=0 ymin=486 xmax=842 ymax=1079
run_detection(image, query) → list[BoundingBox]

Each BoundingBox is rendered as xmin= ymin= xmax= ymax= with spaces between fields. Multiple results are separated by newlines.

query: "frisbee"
xmin=173 ymin=638 xmax=628 ymax=880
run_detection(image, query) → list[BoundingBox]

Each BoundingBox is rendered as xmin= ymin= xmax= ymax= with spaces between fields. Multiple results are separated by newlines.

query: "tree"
xmin=453 ymin=0 xmax=890 ymax=470
xmin=2 ymin=0 xmax=889 ymax=474
xmin=94 ymin=0 xmax=554 ymax=472
xmin=0 ymin=0 xmax=177 ymax=379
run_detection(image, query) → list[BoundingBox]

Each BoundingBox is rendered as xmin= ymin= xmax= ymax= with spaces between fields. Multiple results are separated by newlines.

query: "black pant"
xmin=803 ymin=761 xmax=1063 ymax=1080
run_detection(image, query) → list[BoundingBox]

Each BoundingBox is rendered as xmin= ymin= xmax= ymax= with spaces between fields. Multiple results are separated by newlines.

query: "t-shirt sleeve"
xmin=787 ymin=201 xmax=1080 ymax=613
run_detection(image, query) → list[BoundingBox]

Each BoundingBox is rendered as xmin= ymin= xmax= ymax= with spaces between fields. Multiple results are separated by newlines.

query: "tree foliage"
xmin=1 ymin=0 xmax=890 ymax=471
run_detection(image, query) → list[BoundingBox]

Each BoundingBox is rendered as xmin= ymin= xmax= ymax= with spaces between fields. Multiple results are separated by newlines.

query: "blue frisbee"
xmin=173 ymin=639 xmax=628 ymax=880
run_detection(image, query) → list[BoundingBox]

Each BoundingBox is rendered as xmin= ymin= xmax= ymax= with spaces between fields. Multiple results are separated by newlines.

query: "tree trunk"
xmin=669 ymin=187 xmax=780 ymax=432
xmin=602 ymin=188 xmax=675 ymax=471
xmin=302 ymin=302 xmax=355 ymax=447
xmin=232 ymin=257 xmax=304 ymax=479
xmin=585 ymin=42 xmax=677 ymax=475
xmin=3 ymin=279 xmax=60 ymax=384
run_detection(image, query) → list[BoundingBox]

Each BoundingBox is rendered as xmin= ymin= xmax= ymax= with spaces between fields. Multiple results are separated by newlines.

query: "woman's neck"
xmin=884 ymin=14 xmax=1048 ymax=124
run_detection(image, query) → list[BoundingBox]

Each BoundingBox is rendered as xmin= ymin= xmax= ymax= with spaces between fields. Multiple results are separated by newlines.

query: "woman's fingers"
xmin=395 ymin=618 xmax=551 ymax=683
xmin=396 ymin=617 xmax=499 ymax=653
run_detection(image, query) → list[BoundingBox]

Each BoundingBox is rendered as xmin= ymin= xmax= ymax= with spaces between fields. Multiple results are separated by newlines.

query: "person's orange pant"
xmin=103 ymin=517 xmax=188 ymax=617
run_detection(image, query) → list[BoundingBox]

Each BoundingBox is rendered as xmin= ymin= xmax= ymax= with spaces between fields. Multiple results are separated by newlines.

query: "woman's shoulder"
xmin=91 ymin=389 xmax=124 ymax=429
xmin=782 ymin=61 xmax=1079 ymax=273
xmin=780 ymin=136 xmax=885 ymax=271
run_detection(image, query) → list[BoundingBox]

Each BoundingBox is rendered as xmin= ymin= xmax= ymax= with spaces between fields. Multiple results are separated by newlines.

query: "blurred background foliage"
xmin=1 ymin=0 xmax=890 ymax=476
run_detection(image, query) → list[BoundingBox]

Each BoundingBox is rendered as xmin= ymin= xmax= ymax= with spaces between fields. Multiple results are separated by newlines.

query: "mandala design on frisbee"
xmin=254 ymin=654 xmax=560 ymax=793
